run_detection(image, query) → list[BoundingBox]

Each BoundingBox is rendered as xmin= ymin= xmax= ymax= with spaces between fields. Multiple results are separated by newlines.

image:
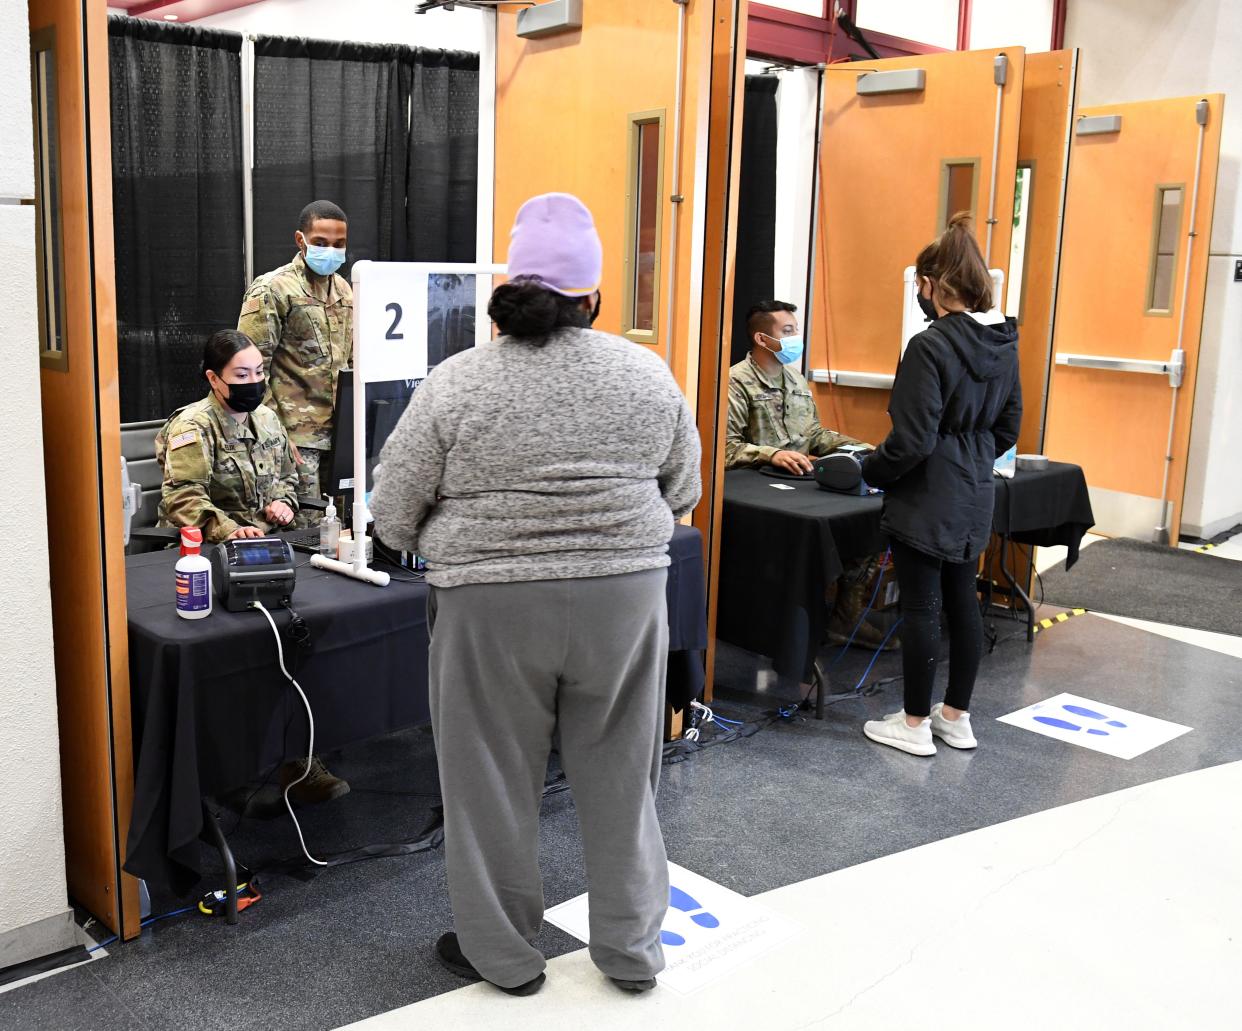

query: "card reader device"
xmin=210 ymin=538 xmax=297 ymax=611
xmin=813 ymin=444 xmax=876 ymax=496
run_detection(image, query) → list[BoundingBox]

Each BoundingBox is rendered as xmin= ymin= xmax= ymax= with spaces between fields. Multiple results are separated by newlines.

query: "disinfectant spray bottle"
xmin=175 ymin=526 xmax=212 ymax=619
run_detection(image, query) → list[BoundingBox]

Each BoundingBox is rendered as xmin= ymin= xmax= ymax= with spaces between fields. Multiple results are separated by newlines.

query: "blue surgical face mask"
xmin=762 ymin=333 xmax=804 ymax=367
xmin=303 ymin=244 xmax=347 ymax=277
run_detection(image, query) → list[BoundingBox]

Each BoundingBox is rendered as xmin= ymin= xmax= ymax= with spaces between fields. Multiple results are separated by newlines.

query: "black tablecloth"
xmin=991 ymin=461 xmax=1095 ymax=567
xmin=125 ymin=525 xmax=706 ymax=894
xmin=718 ymin=465 xmax=1094 ymax=679
xmin=717 ymin=472 xmax=884 ymax=680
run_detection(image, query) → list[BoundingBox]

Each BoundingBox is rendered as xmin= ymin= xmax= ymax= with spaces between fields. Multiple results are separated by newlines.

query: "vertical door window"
xmin=623 ymin=111 xmax=665 ymax=345
xmin=1146 ymin=185 xmax=1184 ymax=315
xmin=1006 ymin=164 xmax=1034 ymax=319
xmin=32 ymin=30 xmax=67 ymax=370
xmin=938 ymin=158 xmax=979 ymax=231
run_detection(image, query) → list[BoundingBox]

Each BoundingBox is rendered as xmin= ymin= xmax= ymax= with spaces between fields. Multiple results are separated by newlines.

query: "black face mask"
xmin=589 ymin=292 xmax=602 ymax=326
xmin=916 ymin=291 xmax=939 ymax=322
xmin=220 ymin=380 xmax=266 ymax=414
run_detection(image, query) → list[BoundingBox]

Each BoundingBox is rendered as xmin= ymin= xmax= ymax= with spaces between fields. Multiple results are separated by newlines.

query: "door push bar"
xmin=809 ymin=369 xmax=897 ymax=390
xmin=1054 ymin=349 xmax=1186 ymax=389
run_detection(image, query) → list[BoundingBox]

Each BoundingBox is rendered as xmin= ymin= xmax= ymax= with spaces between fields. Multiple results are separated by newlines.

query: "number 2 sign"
xmin=352 ymin=261 xmax=428 ymax=384
xmin=351 ymin=260 xmax=507 ymax=384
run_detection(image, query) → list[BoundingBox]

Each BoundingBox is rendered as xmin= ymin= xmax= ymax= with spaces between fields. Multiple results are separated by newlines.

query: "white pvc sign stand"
xmin=310 ymin=260 xmax=507 ymax=587
xmin=900 ymin=265 xmax=1006 ymax=356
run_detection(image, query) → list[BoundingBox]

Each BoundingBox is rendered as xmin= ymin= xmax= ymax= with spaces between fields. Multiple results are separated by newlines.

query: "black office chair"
xmin=121 ymin=420 xmax=171 ymax=554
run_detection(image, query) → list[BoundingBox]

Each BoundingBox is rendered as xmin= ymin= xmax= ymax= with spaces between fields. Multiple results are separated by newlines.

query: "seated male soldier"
xmin=726 ymin=300 xmax=894 ymax=651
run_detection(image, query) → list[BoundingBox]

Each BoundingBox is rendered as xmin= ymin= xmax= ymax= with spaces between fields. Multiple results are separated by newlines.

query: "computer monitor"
xmin=324 ymin=272 xmax=478 ymax=498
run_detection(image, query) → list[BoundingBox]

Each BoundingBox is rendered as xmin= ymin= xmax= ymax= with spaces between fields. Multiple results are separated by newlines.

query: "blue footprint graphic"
xmin=1034 ymin=704 xmax=1128 ymax=736
xmin=660 ymin=885 xmax=721 ymax=946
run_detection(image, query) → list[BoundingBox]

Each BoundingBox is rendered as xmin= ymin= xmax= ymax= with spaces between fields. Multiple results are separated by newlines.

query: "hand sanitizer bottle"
xmin=175 ymin=527 xmax=212 ymax=619
xmin=319 ymin=496 xmax=340 ymax=558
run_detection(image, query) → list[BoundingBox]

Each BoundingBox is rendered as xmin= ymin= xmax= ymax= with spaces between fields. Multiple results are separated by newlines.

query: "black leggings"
xmin=891 ymin=540 xmax=982 ymax=718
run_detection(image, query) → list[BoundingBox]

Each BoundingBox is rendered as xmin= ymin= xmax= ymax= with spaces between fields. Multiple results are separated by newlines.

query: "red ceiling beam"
xmin=748 ymin=0 xmax=950 ymax=66
xmin=748 ymin=3 xmax=835 ymax=65
xmin=1051 ymin=0 xmax=1068 ymax=49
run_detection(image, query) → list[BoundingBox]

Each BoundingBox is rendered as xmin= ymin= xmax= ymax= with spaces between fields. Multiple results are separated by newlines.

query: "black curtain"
xmin=731 ymin=75 xmax=779 ymax=367
xmin=109 ymin=17 xmax=244 ymax=422
xmin=252 ymin=36 xmax=413 ymax=277
xmin=407 ymin=49 xmax=479 ymax=262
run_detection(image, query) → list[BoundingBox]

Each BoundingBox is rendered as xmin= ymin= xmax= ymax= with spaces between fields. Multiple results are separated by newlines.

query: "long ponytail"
xmin=915 ymin=212 xmax=993 ymax=312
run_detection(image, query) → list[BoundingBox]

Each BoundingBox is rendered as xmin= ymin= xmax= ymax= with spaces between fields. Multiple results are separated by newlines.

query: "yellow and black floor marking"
xmin=1032 ymin=608 xmax=1088 ymax=634
xmin=1196 ymin=542 xmax=1217 ymax=553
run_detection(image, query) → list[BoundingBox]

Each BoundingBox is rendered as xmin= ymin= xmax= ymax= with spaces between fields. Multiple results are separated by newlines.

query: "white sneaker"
xmin=930 ymin=703 xmax=978 ymax=749
xmin=862 ymin=711 xmax=936 ymax=756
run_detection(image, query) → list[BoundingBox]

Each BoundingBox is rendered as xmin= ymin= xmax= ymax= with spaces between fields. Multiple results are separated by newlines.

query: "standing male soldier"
xmin=238 ymin=201 xmax=352 ymax=802
xmin=239 ymin=200 xmax=352 ymax=527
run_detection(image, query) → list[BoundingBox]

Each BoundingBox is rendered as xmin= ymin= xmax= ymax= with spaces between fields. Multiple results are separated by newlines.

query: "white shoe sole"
xmin=863 ymin=724 xmax=936 ymax=756
xmin=931 ymin=725 xmax=977 ymax=749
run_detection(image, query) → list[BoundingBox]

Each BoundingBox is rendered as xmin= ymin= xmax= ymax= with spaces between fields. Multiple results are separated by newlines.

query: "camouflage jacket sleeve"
xmin=725 ymin=379 xmax=779 ymax=469
xmin=238 ymin=281 xmax=283 ymax=392
xmin=159 ymin=426 xmax=242 ymax=543
xmin=808 ymin=423 xmax=865 ymax=455
xmin=275 ymin=435 xmax=300 ymax=507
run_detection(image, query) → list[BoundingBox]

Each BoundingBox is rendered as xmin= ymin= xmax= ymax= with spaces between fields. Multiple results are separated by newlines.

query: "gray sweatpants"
xmin=427 ymin=569 xmax=670 ymax=989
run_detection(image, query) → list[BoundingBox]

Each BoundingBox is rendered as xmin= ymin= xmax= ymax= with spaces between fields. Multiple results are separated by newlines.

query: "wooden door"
xmin=28 ymin=0 xmax=139 ymax=939
xmin=1043 ymin=95 xmax=1223 ymax=542
xmin=810 ymin=47 xmax=1025 ymax=447
xmin=1011 ymin=49 xmax=1077 ymax=454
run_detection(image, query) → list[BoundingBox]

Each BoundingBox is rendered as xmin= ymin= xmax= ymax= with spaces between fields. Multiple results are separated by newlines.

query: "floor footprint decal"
xmin=660 ymin=885 xmax=721 ymax=946
xmin=1035 ymin=704 xmax=1128 ymax=736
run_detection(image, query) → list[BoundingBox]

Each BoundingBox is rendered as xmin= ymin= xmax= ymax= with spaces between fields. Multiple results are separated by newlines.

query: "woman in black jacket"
xmin=861 ymin=213 xmax=1022 ymax=756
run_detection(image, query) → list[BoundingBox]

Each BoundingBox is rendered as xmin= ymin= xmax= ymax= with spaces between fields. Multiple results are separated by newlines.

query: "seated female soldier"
xmin=156 ymin=329 xmax=299 ymax=542
xmin=155 ymin=329 xmax=348 ymax=804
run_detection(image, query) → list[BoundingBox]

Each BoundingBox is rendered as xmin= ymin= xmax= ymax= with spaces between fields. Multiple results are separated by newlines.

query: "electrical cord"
xmin=373 ymin=541 xmax=426 ymax=583
xmin=224 ymin=605 xmax=313 ymax=837
xmin=852 ymin=618 xmax=901 ymax=691
xmin=827 ymin=547 xmax=891 ymax=668
xmin=251 ymin=600 xmax=327 ymax=868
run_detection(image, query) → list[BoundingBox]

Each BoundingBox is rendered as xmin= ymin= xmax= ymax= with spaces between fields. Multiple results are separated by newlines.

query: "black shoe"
xmin=610 ymin=976 xmax=658 ymax=993
xmin=434 ymin=933 xmax=546 ymax=997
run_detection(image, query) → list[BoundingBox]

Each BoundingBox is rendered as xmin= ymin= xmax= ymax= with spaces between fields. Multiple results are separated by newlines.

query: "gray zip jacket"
xmin=370 ymin=327 xmax=702 ymax=588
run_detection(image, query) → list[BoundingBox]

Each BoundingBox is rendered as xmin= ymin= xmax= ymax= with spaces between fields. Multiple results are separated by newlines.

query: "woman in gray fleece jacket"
xmin=369 ymin=193 xmax=701 ymax=997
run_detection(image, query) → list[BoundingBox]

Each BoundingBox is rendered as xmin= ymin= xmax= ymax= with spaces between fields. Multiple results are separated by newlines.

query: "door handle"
xmin=809 ymin=369 xmax=895 ymax=390
xmin=1054 ymin=350 xmax=1185 ymax=388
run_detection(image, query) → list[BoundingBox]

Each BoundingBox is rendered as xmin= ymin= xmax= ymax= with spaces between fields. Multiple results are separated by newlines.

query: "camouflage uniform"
xmin=238 ymin=252 xmax=352 ymax=521
xmin=725 ymin=355 xmax=861 ymax=469
xmin=156 ymin=393 xmax=300 ymax=543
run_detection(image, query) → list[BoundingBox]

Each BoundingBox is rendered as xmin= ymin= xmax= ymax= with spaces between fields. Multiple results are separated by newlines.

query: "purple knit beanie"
xmin=506 ymin=193 xmax=603 ymax=298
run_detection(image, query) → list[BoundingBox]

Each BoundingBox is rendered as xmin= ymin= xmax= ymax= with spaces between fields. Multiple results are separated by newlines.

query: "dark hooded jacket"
xmin=862 ymin=312 xmax=1022 ymax=563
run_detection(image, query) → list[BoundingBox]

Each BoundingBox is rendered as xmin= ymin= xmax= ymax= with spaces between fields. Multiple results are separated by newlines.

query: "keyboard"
xmin=279 ymin=527 xmax=324 ymax=554
xmin=758 ymin=465 xmax=815 ymax=481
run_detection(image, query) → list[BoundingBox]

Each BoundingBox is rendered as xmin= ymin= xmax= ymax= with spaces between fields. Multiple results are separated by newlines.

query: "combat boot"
xmin=826 ymin=578 xmax=899 ymax=651
xmin=280 ymin=755 xmax=350 ymax=804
